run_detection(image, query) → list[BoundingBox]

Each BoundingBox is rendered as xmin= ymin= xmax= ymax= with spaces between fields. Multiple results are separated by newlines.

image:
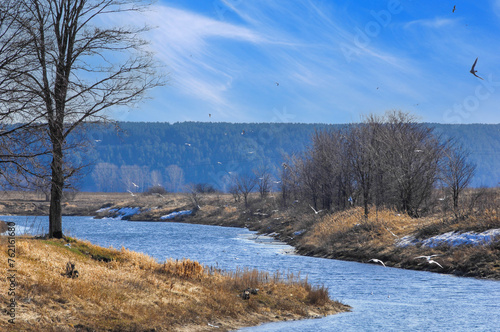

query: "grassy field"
xmin=0 ymin=235 xmax=348 ymax=331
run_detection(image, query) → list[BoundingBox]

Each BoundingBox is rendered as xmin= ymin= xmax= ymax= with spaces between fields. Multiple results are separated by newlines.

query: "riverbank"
xmin=0 ymin=234 xmax=349 ymax=331
xmin=1 ymin=190 xmax=499 ymax=279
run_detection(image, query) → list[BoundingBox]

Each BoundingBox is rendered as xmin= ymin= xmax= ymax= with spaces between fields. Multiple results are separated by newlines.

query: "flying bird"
xmin=414 ymin=255 xmax=439 ymax=260
xmin=452 ymin=5 xmax=456 ymax=13
xmin=368 ymin=258 xmax=386 ymax=267
xmin=428 ymin=260 xmax=443 ymax=269
xmin=275 ymin=82 xmax=279 ymax=86
xmin=415 ymin=255 xmax=443 ymax=268
xmin=470 ymin=58 xmax=484 ymax=80
xmin=309 ymin=205 xmax=323 ymax=214
xmin=131 ymin=182 xmax=139 ymax=188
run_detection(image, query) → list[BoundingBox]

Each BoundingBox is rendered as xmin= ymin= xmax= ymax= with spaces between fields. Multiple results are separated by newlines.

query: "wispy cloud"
xmin=103 ymin=1 xmax=500 ymax=124
xmin=404 ymin=17 xmax=455 ymax=29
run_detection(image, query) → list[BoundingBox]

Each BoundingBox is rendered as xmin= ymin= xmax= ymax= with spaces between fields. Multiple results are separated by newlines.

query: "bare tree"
xmin=254 ymin=166 xmax=271 ymax=199
xmin=374 ymin=111 xmax=442 ymax=216
xmin=120 ymin=165 xmax=147 ymax=193
xmin=440 ymin=143 xmax=476 ymax=216
xmin=0 ymin=0 xmax=163 ymax=238
xmin=91 ymin=162 xmax=119 ymax=192
xmin=234 ymin=173 xmax=257 ymax=208
xmin=165 ymin=165 xmax=185 ymax=193
xmin=347 ymin=120 xmax=381 ymax=218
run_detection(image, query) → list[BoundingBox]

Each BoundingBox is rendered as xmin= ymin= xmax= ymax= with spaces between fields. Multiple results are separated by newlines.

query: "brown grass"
xmin=297 ymin=204 xmax=500 ymax=278
xmin=0 ymin=236 xmax=349 ymax=331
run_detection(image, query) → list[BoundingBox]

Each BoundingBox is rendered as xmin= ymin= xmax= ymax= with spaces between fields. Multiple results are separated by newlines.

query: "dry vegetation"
xmin=0 ymin=236 xmax=349 ymax=331
xmin=294 ymin=202 xmax=500 ymax=279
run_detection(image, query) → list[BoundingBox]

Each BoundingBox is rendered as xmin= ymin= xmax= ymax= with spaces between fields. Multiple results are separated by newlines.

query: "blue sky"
xmin=109 ymin=0 xmax=500 ymax=124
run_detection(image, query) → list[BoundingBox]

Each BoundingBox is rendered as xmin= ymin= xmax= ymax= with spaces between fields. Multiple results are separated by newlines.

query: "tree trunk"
xmin=49 ymin=139 xmax=64 ymax=239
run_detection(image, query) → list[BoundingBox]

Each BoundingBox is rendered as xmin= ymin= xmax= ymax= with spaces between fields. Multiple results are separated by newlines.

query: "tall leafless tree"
xmin=0 ymin=0 xmax=164 ymax=238
xmin=253 ymin=165 xmax=271 ymax=199
xmin=440 ymin=143 xmax=476 ymax=216
xmin=165 ymin=164 xmax=185 ymax=193
xmin=374 ymin=111 xmax=442 ymax=216
xmin=234 ymin=173 xmax=257 ymax=208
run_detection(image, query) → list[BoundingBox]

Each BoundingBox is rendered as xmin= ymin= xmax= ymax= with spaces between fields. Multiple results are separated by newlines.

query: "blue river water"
xmin=2 ymin=215 xmax=499 ymax=332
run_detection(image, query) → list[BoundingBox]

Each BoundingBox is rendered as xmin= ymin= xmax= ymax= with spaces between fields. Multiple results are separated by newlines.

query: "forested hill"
xmin=79 ymin=122 xmax=500 ymax=192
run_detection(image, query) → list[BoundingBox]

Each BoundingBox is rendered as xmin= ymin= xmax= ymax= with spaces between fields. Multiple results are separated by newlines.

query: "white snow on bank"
xmin=397 ymin=229 xmax=500 ymax=248
xmin=160 ymin=210 xmax=192 ymax=220
xmin=104 ymin=207 xmax=141 ymax=219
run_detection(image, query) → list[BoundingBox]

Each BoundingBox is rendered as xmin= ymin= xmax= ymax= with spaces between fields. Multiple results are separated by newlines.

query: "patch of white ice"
xmin=396 ymin=229 xmax=500 ymax=248
xmin=160 ymin=210 xmax=192 ymax=220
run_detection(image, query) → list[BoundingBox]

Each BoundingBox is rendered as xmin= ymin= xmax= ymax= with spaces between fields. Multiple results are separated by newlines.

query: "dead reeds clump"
xmin=157 ymin=258 xmax=205 ymax=280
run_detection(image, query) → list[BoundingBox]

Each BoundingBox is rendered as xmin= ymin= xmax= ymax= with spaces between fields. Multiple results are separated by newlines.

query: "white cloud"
xmin=404 ymin=18 xmax=455 ymax=29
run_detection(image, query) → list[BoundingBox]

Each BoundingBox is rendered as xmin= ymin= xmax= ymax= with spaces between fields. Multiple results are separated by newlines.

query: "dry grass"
xmin=297 ymin=204 xmax=500 ymax=278
xmin=0 ymin=236 xmax=349 ymax=331
xmin=305 ymin=206 xmax=439 ymax=250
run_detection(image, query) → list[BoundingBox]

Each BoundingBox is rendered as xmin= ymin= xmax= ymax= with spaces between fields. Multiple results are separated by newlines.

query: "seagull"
xmin=132 ymin=182 xmax=139 ymax=188
xmin=414 ymin=255 xmax=440 ymax=260
xmin=309 ymin=205 xmax=323 ymax=214
xmin=368 ymin=259 xmax=386 ymax=267
xmin=217 ymin=161 xmax=222 ymax=165
xmin=209 ymin=113 xmax=211 ymax=117
xmin=470 ymin=58 xmax=484 ymax=80
xmin=452 ymin=5 xmax=456 ymax=13
xmin=428 ymin=260 xmax=443 ymax=269
xmin=185 ymin=142 xmax=191 ymax=146
xmin=415 ymin=255 xmax=443 ymax=268
xmin=127 ymin=190 xmax=135 ymax=197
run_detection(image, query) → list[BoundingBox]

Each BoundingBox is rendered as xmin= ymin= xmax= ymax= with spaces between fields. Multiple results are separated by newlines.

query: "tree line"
xmin=278 ymin=111 xmax=476 ymax=217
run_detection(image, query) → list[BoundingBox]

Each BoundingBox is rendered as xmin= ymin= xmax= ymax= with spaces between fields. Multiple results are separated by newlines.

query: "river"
xmin=2 ymin=215 xmax=499 ymax=331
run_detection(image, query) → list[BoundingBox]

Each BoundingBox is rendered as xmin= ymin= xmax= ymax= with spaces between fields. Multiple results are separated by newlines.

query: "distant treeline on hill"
xmin=78 ymin=122 xmax=500 ymax=192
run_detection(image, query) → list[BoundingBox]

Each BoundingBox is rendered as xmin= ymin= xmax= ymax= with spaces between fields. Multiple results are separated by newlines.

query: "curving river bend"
xmin=3 ymin=215 xmax=499 ymax=332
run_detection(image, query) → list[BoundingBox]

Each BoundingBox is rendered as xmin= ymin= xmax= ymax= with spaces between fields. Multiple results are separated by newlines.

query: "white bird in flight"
xmin=309 ymin=205 xmax=323 ymax=214
xmin=428 ymin=260 xmax=443 ymax=269
xmin=368 ymin=258 xmax=386 ymax=267
xmin=414 ymin=255 xmax=440 ymax=260
xmin=415 ymin=255 xmax=443 ymax=268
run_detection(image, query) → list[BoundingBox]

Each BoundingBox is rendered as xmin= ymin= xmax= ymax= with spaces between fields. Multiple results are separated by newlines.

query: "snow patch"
xmin=160 ymin=210 xmax=192 ymax=220
xmin=108 ymin=207 xmax=141 ymax=219
xmin=396 ymin=228 xmax=500 ymax=248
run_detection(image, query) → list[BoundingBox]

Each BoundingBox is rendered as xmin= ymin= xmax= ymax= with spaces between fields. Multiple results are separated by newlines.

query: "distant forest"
xmin=77 ymin=122 xmax=500 ymax=192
